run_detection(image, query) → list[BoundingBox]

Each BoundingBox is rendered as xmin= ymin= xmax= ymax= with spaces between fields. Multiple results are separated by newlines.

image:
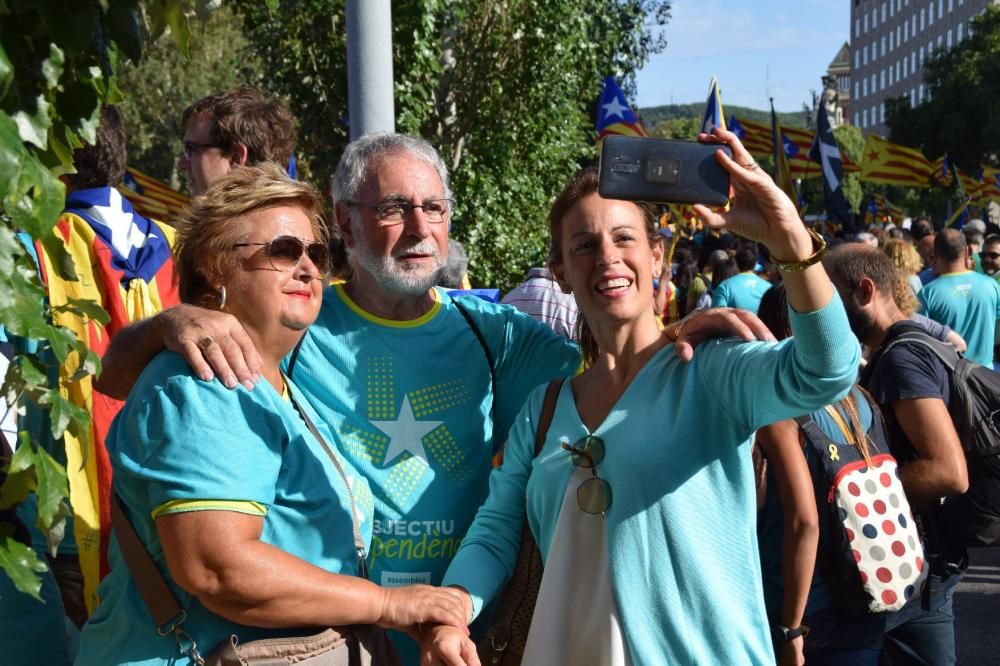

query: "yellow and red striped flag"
xmin=859 ymin=134 xmax=932 ymax=188
xmin=979 ymin=166 xmax=1000 ymax=203
xmin=932 ymin=155 xmax=954 ymax=186
xmin=119 ymin=166 xmax=190 ymax=222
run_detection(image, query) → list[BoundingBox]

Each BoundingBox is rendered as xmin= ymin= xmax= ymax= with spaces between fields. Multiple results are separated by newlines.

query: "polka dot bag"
xmin=796 ymin=393 xmax=927 ymax=615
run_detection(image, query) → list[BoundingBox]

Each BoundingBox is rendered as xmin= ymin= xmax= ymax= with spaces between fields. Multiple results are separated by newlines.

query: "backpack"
xmin=870 ymin=328 xmax=1000 ymax=548
xmin=796 ymin=391 xmax=927 ymax=615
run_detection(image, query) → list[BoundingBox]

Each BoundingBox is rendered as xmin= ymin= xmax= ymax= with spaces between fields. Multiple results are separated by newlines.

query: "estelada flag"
xmin=596 ymin=75 xmax=646 ymax=145
xmin=119 ymin=166 xmax=190 ymax=222
xmin=981 ymin=166 xmax=1000 ymax=203
xmin=700 ymin=77 xmax=727 ymax=134
xmin=859 ymin=134 xmax=932 ymax=188
xmin=729 ymin=116 xmax=773 ymax=155
xmin=729 ymin=116 xmax=858 ymax=175
xmin=34 ymin=187 xmax=180 ymax=614
xmin=955 ymin=166 xmax=986 ymax=205
xmin=932 ymin=155 xmax=954 ymax=186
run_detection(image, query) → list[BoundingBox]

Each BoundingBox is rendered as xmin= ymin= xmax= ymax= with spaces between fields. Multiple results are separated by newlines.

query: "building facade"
xmin=849 ymin=0 xmax=997 ymax=136
xmin=825 ymin=42 xmax=852 ymax=128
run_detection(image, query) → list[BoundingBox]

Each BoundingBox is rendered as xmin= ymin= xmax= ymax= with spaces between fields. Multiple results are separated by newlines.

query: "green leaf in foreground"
xmin=0 ymin=524 xmax=48 ymax=601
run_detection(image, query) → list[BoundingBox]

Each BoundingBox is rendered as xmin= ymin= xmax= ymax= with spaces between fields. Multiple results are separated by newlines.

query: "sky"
xmin=635 ymin=0 xmax=850 ymax=113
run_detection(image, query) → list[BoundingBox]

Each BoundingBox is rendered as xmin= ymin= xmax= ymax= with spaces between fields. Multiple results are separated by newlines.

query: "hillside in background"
xmin=638 ymin=103 xmax=809 ymax=129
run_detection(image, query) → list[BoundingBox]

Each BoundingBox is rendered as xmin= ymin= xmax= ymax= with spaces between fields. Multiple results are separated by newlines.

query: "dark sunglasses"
xmin=981 ymin=251 xmax=1000 ymax=260
xmin=233 ymin=235 xmax=330 ymax=274
xmin=562 ymin=435 xmax=612 ymax=515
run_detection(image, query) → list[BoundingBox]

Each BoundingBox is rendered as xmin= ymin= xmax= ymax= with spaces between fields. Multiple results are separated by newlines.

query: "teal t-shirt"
xmin=75 ymin=352 xmax=373 ymax=665
xmin=285 ymin=286 xmax=580 ymax=662
xmin=917 ymin=270 xmax=1000 ymax=366
xmin=286 ymin=286 xmax=580 ymax=589
xmin=712 ymin=271 xmax=771 ymax=313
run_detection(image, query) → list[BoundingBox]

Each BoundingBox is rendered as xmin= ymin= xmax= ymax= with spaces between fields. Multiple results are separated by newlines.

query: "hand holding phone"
xmin=598 ymin=136 xmax=733 ymax=207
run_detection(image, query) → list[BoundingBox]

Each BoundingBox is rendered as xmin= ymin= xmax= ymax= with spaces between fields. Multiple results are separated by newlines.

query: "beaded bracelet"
xmin=774 ymin=228 xmax=828 ymax=273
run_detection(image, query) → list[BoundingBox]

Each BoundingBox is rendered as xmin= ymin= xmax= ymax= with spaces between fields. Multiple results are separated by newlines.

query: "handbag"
xmin=476 ymin=379 xmax=563 ymax=666
xmin=110 ymin=378 xmax=398 ymax=665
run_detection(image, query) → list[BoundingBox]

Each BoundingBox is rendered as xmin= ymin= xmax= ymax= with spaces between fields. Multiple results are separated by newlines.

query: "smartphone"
xmin=598 ymin=136 xmax=732 ymax=207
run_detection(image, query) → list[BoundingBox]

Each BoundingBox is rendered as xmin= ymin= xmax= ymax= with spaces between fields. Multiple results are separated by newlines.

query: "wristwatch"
xmin=772 ymin=625 xmax=809 ymax=642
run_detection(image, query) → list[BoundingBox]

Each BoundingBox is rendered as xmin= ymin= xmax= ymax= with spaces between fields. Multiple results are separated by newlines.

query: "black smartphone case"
xmin=598 ymin=135 xmax=733 ymax=207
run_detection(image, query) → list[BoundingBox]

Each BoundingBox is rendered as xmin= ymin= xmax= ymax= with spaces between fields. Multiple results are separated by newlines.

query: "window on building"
xmin=872 ymin=9 xmax=877 ymax=28
xmin=911 ymin=51 xmax=916 ymax=72
xmin=890 ymin=0 xmax=894 ymax=17
xmin=904 ymin=20 xmax=909 ymax=41
xmin=912 ymin=15 xmax=917 ymax=36
xmin=911 ymin=89 xmax=916 ymax=107
xmin=896 ymin=60 xmax=901 ymax=81
xmin=938 ymin=0 xmax=943 ymax=19
xmin=919 ymin=45 xmax=924 ymax=65
xmin=865 ymin=13 xmax=869 ymax=32
xmin=881 ymin=36 xmax=886 ymax=57
xmin=958 ymin=22 xmax=963 ymax=42
xmin=863 ymin=78 xmax=868 ymax=96
xmin=947 ymin=29 xmax=952 ymax=48
xmin=937 ymin=35 xmax=943 ymax=49
xmin=863 ymin=108 xmax=868 ymax=127
xmin=855 ymin=80 xmax=860 ymax=99
xmin=854 ymin=111 xmax=859 ymax=126
xmin=872 ymin=73 xmax=877 ymax=92
xmin=928 ymin=5 xmax=934 ymax=26
xmin=872 ymin=104 xmax=878 ymax=125
xmin=948 ymin=0 xmax=953 ymax=11
xmin=890 ymin=31 xmax=894 ymax=52
xmin=864 ymin=44 xmax=869 ymax=65
xmin=855 ymin=50 xmax=860 ymax=69
xmin=880 ymin=102 xmax=885 ymax=123
xmin=889 ymin=66 xmax=894 ymax=86
xmin=881 ymin=70 xmax=886 ymax=89
xmin=919 ymin=83 xmax=924 ymax=102
xmin=897 ymin=26 xmax=901 ymax=47
xmin=855 ymin=18 xmax=861 ymax=38
xmin=903 ymin=57 xmax=908 ymax=78
xmin=920 ymin=8 xmax=925 ymax=30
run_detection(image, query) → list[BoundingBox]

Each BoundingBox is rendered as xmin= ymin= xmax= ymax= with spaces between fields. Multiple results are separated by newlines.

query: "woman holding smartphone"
xmin=421 ymin=128 xmax=861 ymax=665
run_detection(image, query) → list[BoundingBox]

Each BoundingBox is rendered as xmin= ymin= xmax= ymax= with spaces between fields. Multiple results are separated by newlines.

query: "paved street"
xmin=955 ymin=547 xmax=1000 ymax=665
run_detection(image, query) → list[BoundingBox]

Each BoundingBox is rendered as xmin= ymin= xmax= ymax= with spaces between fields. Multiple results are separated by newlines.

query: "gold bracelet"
xmin=773 ymin=228 xmax=828 ymax=273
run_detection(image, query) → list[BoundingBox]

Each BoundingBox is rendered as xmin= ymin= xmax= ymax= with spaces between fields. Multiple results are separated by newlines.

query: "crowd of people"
xmin=1 ymin=85 xmax=997 ymax=666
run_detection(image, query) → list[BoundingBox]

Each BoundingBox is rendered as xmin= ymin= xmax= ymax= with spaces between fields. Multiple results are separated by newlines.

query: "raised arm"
xmin=96 ymin=305 xmax=261 ymax=398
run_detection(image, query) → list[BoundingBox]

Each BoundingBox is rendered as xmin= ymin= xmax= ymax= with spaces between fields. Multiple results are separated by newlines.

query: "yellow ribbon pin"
xmin=828 ymin=444 xmax=840 ymax=461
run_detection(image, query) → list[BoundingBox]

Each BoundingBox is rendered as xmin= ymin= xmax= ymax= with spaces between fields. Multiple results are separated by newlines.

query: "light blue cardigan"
xmin=443 ymin=295 xmax=860 ymax=665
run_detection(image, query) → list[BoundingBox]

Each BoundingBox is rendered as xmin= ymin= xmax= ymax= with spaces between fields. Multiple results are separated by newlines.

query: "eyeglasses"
xmin=561 ymin=435 xmax=612 ymax=515
xmin=345 ymin=198 xmax=453 ymax=225
xmin=233 ymin=235 xmax=330 ymax=275
xmin=182 ymin=141 xmax=222 ymax=159
xmin=981 ymin=251 xmax=1000 ymax=260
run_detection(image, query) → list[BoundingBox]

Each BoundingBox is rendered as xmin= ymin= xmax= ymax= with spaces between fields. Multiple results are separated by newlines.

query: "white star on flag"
xmin=86 ymin=188 xmax=155 ymax=258
xmin=602 ymin=96 xmax=629 ymax=121
xmin=371 ymin=395 xmax=442 ymax=467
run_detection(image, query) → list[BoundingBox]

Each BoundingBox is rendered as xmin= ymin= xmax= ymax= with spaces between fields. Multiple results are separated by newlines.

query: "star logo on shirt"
xmin=602 ymin=96 xmax=629 ymax=121
xmin=371 ymin=395 xmax=442 ymax=467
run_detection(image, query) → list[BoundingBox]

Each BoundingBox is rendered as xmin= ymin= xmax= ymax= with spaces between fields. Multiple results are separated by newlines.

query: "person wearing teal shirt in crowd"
xmin=77 ymin=164 xmax=467 ymax=665
xmin=712 ymin=240 xmax=772 ymax=312
xmin=918 ymin=229 xmax=1000 ymax=367
xmin=97 ymin=134 xmax=773 ymax=664
xmin=425 ymin=128 xmax=860 ymax=665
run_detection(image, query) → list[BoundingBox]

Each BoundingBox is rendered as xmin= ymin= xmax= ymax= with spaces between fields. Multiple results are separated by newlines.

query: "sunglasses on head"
xmin=562 ymin=434 xmax=612 ymax=515
xmin=233 ymin=235 xmax=330 ymax=275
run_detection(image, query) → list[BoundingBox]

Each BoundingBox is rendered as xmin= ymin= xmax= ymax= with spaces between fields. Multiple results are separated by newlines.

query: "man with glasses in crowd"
xmin=98 ymin=131 xmax=771 ymax=661
xmin=980 ymin=234 xmax=1000 ymax=284
xmin=178 ymin=86 xmax=297 ymax=195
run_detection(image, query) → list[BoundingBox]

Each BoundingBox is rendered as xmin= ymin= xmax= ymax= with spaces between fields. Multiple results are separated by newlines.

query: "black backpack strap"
xmin=451 ymin=296 xmax=497 ymax=443
xmin=285 ymin=329 xmax=308 ymax=380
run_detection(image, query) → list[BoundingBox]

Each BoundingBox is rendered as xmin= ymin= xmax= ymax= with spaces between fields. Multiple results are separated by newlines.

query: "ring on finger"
xmin=741 ymin=159 xmax=760 ymax=171
xmin=197 ymin=336 xmax=214 ymax=351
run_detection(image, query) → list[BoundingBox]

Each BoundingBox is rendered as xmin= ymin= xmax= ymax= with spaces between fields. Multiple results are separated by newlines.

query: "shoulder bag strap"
xmin=534 ymin=379 xmax=564 ymax=456
xmin=285 ymin=377 xmax=370 ymax=580
xmin=110 ymin=495 xmax=205 ymax=664
xmin=451 ymin=297 xmax=498 ymax=443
